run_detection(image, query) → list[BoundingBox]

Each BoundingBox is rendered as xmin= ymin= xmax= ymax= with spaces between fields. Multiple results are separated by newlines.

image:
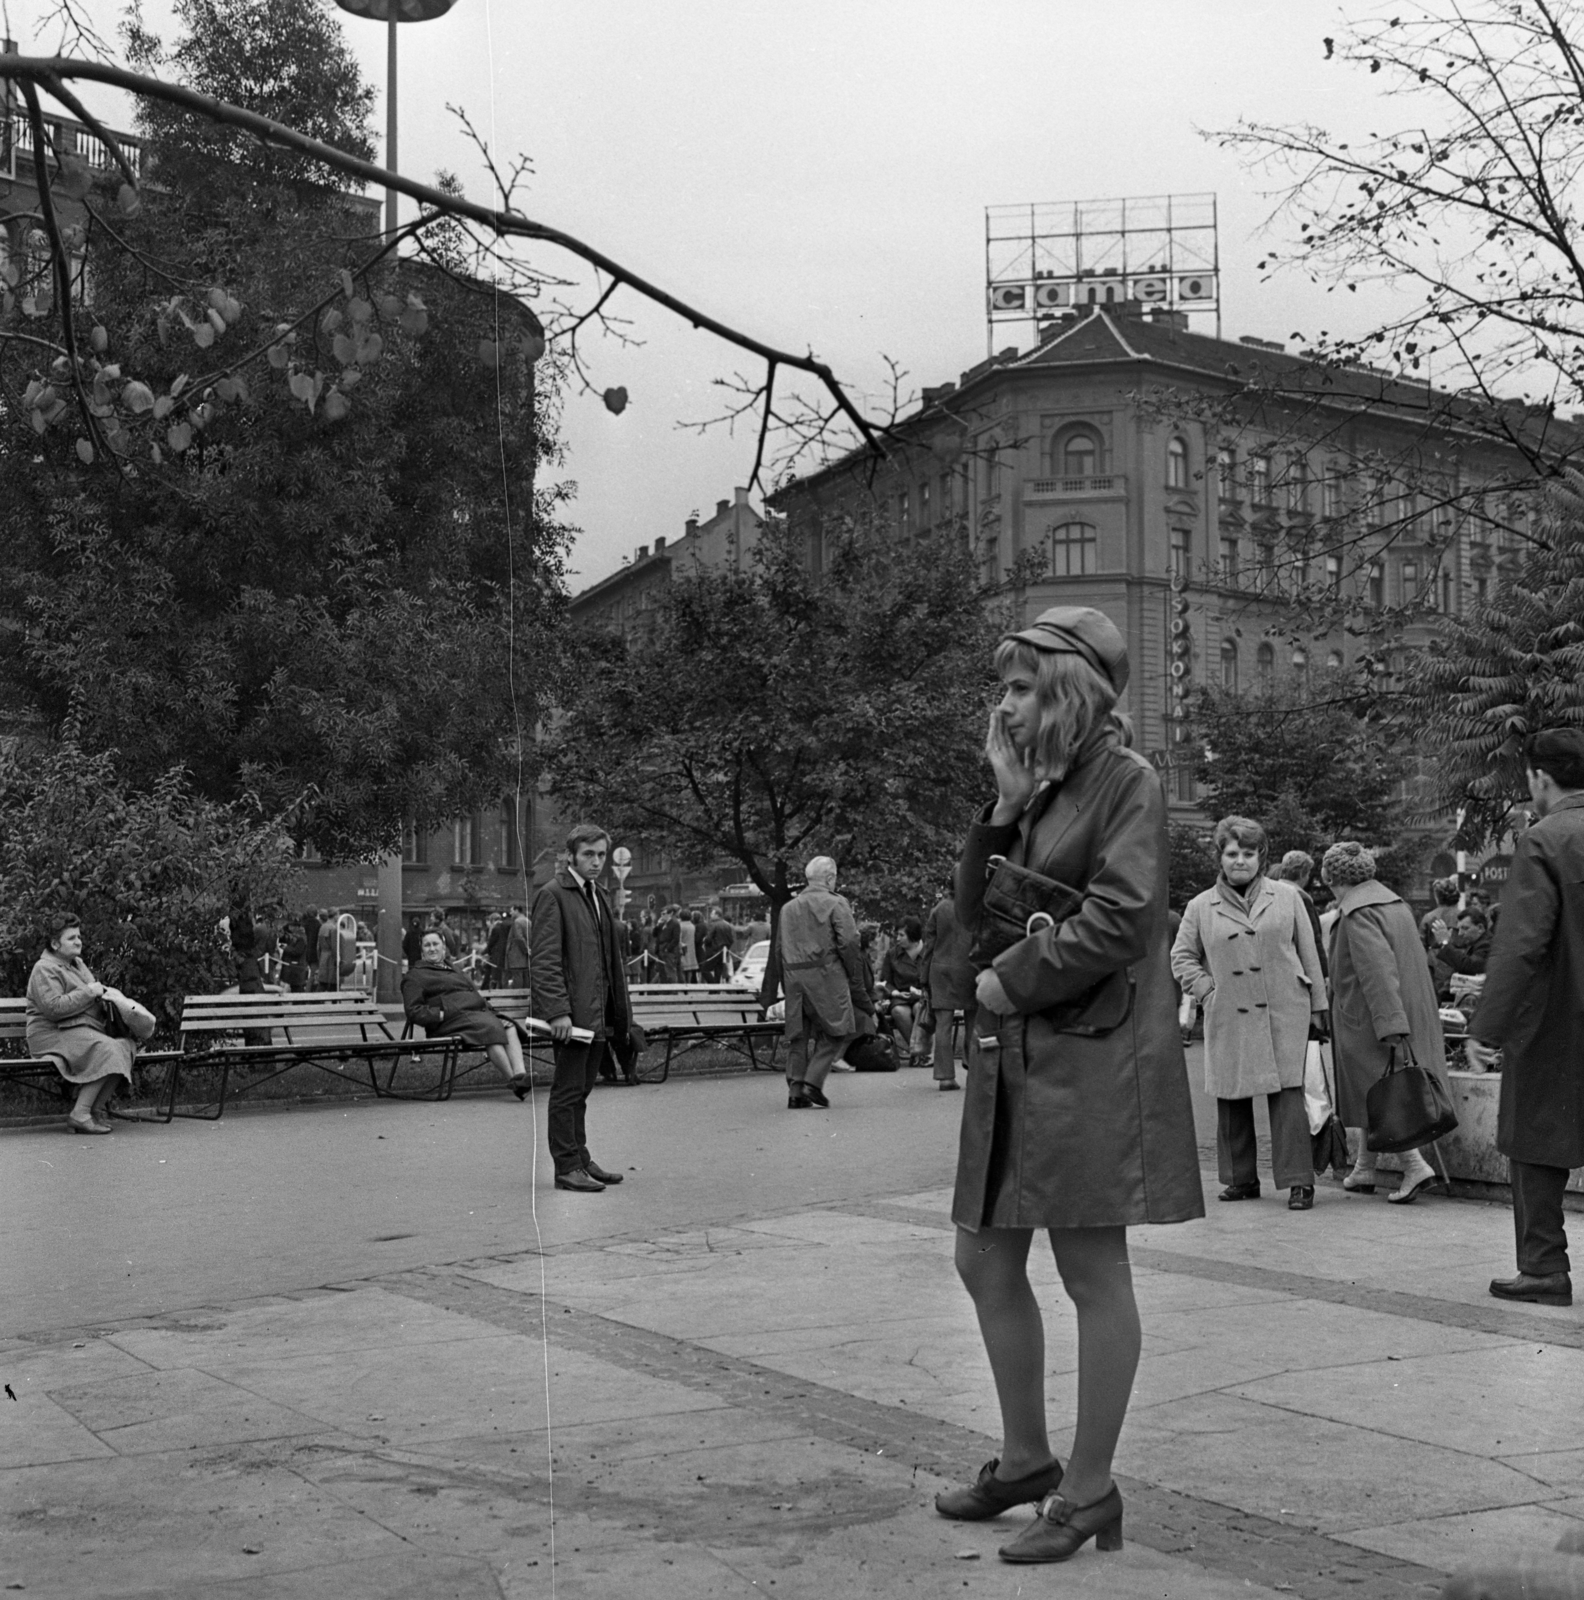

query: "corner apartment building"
xmin=770 ymin=300 xmax=1555 ymax=828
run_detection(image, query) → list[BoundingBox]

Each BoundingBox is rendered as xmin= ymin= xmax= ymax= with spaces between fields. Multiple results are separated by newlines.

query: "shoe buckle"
xmin=1036 ymin=1491 xmax=1068 ymax=1522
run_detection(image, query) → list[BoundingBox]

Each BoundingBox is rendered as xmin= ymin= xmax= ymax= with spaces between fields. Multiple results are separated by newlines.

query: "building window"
xmin=939 ymin=472 xmax=954 ymax=519
xmin=1216 ymin=446 xmax=1236 ymax=501
xmin=1174 ymin=765 xmax=1196 ymax=803
xmin=452 ymin=814 xmax=480 ymax=867
xmin=1286 ymin=455 xmax=1310 ymax=514
xmin=1402 ymin=560 xmax=1420 ymax=603
xmin=1322 ymin=474 xmax=1343 ymax=520
xmin=1474 ymin=573 xmax=1489 ymax=606
xmin=1257 ymin=540 xmax=1276 ymax=587
xmin=1049 ymin=521 xmax=1098 ymax=577
xmin=1441 ymin=568 xmax=1455 ymax=614
xmin=1167 ymin=436 xmax=1189 ymax=490
xmin=1325 ymin=554 xmax=1341 ymax=594
xmin=1256 ymin=641 xmax=1275 ymax=687
xmin=1061 ymin=431 xmax=1098 ymax=478
xmin=1251 ymin=454 xmax=1271 ymax=506
xmin=402 ymin=821 xmax=427 ymax=866
xmin=1368 ymin=562 xmax=1385 ymax=608
xmin=1219 ymin=535 xmax=1239 ymax=584
xmin=919 ymin=480 xmax=931 ymax=528
xmin=1220 ymin=639 xmax=1238 ymax=692
xmin=1170 ymin=526 xmax=1192 ymax=580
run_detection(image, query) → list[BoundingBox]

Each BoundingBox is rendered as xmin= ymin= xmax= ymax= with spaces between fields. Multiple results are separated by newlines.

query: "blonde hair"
xmin=993 ymin=639 xmax=1120 ymax=781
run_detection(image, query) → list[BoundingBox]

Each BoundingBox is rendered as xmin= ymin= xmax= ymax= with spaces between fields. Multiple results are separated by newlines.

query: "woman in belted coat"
xmin=935 ymin=606 xmax=1202 ymax=1568
xmin=1172 ymin=815 xmax=1328 ymax=1209
xmin=401 ymin=930 xmax=530 ymax=1097
xmin=1322 ymin=842 xmax=1449 ymax=1205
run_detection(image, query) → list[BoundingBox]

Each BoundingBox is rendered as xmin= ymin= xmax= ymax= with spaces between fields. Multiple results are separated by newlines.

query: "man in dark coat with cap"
xmin=1468 ymin=728 xmax=1584 ymax=1307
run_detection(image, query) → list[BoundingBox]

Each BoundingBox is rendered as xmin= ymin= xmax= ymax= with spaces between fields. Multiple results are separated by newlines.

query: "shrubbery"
xmin=0 ymin=738 xmax=299 ymax=1037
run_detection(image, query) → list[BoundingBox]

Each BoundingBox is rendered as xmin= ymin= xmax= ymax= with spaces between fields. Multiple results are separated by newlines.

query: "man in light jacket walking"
xmin=1468 ymin=728 xmax=1584 ymax=1306
xmin=778 ymin=856 xmax=863 ymax=1109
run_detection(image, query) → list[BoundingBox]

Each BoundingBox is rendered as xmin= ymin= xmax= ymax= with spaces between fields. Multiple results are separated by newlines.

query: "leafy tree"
xmin=541 ymin=515 xmax=1008 ymax=928
xmin=1167 ymin=822 xmax=1219 ymax=912
xmin=0 ymin=0 xmax=570 ymax=859
xmin=1400 ymin=471 xmax=1584 ymax=847
xmin=0 ymin=736 xmax=299 ymax=1035
xmin=1180 ymin=670 xmax=1413 ymax=858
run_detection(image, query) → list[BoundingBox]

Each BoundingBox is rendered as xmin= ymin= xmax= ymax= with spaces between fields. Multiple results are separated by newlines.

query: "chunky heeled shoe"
xmin=509 ymin=1075 xmax=532 ymax=1101
xmin=998 ymin=1484 xmax=1123 ymax=1563
xmin=1288 ymin=1186 xmax=1315 ymax=1211
xmin=1341 ymin=1173 xmax=1376 ymax=1193
xmin=1218 ymin=1181 xmax=1260 ymax=1202
xmin=934 ymin=1457 xmax=1064 ymax=1521
xmin=68 ymin=1113 xmax=111 ymax=1135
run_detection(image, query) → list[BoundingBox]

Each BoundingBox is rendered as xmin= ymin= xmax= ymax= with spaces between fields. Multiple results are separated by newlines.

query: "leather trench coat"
xmin=952 ymin=735 xmax=1205 ymax=1232
xmin=1472 ymin=794 xmax=1584 ymax=1168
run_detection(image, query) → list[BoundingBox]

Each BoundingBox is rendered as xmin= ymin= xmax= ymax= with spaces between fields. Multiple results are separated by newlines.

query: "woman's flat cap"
xmin=1002 ymin=605 xmax=1129 ymax=694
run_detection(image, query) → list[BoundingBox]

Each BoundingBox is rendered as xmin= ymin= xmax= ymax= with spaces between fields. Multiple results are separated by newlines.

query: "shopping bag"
xmin=1302 ymin=1039 xmax=1332 ymax=1136
xmin=1365 ymin=1040 xmax=1458 ymax=1153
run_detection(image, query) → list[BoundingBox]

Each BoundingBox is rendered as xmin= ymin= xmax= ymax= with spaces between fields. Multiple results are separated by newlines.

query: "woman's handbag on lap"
xmin=1365 ymin=1039 xmax=1458 ymax=1153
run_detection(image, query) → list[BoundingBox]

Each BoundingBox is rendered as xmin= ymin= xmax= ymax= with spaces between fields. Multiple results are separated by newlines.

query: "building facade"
xmin=772 ymin=301 xmax=1550 ymax=836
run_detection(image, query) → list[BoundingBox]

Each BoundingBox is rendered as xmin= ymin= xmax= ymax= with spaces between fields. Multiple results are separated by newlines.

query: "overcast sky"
xmin=8 ymin=1 xmax=1421 ymax=588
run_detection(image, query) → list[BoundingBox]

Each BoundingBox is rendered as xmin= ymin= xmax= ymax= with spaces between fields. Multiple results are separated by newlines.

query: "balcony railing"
xmin=1026 ymin=474 xmax=1127 ymax=499
xmin=3 ymin=109 xmax=144 ymax=183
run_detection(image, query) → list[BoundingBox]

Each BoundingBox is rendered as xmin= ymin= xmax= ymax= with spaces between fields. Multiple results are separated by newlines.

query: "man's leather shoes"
xmin=1490 ymin=1272 xmax=1572 ymax=1306
xmin=585 ymin=1161 xmax=623 ymax=1185
xmin=787 ymin=1087 xmax=815 ymax=1109
xmin=554 ymin=1169 xmax=605 ymax=1192
xmin=1218 ymin=1181 xmax=1261 ymax=1201
xmin=802 ymin=1084 xmax=830 ymax=1108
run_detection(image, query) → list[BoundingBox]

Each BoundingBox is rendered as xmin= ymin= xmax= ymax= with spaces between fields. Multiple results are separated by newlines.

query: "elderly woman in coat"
xmin=26 ymin=912 xmax=145 ymax=1134
xmin=936 ymin=606 xmax=1202 ymax=1568
xmin=401 ymin=930 xmax=530 ymax=1098
xmin=1322 ymin=841 xmax=1449 ymax=1204
xmin=1173 ymin=816 xmax=1328 ymax=1210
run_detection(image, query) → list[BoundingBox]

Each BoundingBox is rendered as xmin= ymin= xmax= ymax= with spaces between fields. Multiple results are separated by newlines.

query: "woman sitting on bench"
xmin=401 ymin=931 xmax=530 ymax=1100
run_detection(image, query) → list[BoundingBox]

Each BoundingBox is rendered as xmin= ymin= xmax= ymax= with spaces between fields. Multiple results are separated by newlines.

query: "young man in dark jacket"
xmin=530 ymin=823 xmax=635 ymax=1192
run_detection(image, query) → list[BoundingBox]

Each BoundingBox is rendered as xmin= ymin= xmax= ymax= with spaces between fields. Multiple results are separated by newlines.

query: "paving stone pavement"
xmin=2 ymin=1067 xmax=1579 ymax=1597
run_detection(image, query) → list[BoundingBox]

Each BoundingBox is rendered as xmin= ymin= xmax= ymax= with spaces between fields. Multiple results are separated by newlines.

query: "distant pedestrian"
xmin=678 ymin=911 xmax=700 ymax=982
xmin=1467 ymin=728 xmax=1584 ymax=1307
xmin=1173 ymin=817 xmax=1328 ymax=1210
xmin=483 ymin=910 xmax=512 ymax=988
xmin=402 ymin=915 xmax=425 ymax=970
xmin=504 ymin=905 xmax=532 ymax=989
xmin=654 ymin=908 xmax=680 ymax=983
xmin=778 ymin=855 xmax=863 ymax=1108
xmin=878 ymin=918 xmax=928 ymax=1065
xmin=921 ymin=892 xmax=974 ymax=1091
xmin=530 ymin=823 xmax=636 ymax=1191
xmin=1276 ymin=849 xmax=1327 ymax=978
xmin=700 ymin=905 xmax=734 ymax=982
xmin=314 ymin=908 xmax=337 ymax=989
xmin=1420 ymin=876 xmax=1462 ymax=954
xmin=1322 ymin=841 xmax=1449 ymax=1205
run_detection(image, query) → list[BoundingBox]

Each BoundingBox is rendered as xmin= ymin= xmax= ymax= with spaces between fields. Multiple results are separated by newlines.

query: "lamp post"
xmin=333 ymin=0 xmax=459 ymax=245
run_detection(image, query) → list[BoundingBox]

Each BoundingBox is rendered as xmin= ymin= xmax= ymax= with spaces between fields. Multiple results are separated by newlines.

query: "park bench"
xmin=0 ymin=995 xmax=182 ymax=1116
xmin=140 ymin=991 xmax=461 ymax=1122
xmin=626 ymin=983 xmax=781 ymax=1082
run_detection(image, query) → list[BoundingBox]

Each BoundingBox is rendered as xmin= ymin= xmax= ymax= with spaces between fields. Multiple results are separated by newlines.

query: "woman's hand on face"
xmin=985 ymin=708 xmax=1035 ymax=820
xmin=976 ymin=967 xmax=1014 ymax=1016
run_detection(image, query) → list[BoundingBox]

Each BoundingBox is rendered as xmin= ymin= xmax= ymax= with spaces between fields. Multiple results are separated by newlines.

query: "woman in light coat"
xmin=1173 ymin=816 xmax=1328 ymax=1210
xmin=1322 ymin=841 xmax=1449 ymax=1204
xmin=26 ymin=912 xmax=141 ymax=1134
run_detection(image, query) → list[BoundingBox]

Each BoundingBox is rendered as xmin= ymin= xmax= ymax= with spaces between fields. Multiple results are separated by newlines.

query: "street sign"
xmin=611 ymin=845 xmax=632 ymax=883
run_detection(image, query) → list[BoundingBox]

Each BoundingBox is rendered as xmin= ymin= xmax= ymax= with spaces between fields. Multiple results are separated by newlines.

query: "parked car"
xmin=732 ymin=939 xmax=771 ymax=992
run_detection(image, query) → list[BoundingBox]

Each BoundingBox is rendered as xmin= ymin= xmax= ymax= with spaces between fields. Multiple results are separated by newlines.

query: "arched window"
xmin=1256 ymin=641 xmax=1275 ymax=686
xmin=1048 ymin=521 xmax=1098 ymax=577
xmin=1220 ymin=639 xmax=1239 ymax=692
xmin=1053 ymin=427 xmax=1101 ymax=479
xmin=1167 ymin=437 xmax=1189 ymax=490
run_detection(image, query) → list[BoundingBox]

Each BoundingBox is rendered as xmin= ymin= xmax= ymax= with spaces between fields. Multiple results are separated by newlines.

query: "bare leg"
xmin=485 ymin=1042 xmax=526 ymax=1082
xmin=954 ymin=1226 xmax=1057 ymax=1479
xmin=502 ymin=1028 xmax=527 ymax=1077
xmin=1049 ymin=1226 xmax=1140 ymax=1507
xmin=71 ymin=1079 xmax=100 ymax=1118
xmin=91 ymin=1076 xmax=118 ymax=1114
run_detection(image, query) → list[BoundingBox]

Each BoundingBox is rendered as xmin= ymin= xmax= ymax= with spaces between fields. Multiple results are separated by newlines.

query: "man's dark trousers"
xmin=1511 ymin=1160 xmax=1571 ymax=1276
xmin=549 ymin=1035 xmax=611 ymax=1176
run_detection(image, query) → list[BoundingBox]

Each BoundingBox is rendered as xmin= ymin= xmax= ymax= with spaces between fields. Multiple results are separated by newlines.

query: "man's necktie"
xmin=583 ymin=880 xmax=599 ymax=925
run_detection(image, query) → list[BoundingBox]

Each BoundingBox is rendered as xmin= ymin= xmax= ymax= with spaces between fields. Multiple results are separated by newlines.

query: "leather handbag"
xmin=1365 ymin=1039 xmax=1458 ymax=1153
xmin=971 ymin=855 xmax=1135 ymax=1039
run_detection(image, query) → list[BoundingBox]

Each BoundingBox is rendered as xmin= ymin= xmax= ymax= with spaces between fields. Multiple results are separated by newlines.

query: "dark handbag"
xmin=971 ymin=855 xmax=1135 ymax=1039
xmin=1308 ymin=1028 xmax=1352 ymax=1175
xmin=848 ymin=1032 xmax=900 ymax=1072
xmin=1365 ymin=1039 xmax=1458 ymax=1153
xmin=612 ymin=1021 xmax=648 ymax=1075
xmin=100 ymin=997 xmax=130 ymax=1039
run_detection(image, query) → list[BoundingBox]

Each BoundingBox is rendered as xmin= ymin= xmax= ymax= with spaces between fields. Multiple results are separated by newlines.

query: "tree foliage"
xmin=1399 ymin=471 xmax=1584 ymax=846
xmin=0 ymin=0 xmax=571 ymax=859
xmin=542 ymin=516 xmax=1007 ymax=926
xmin=0 ymin=737 xmax=299 ymax=1035
xmin=1180 ymin=670 xmax=1414 ymax=859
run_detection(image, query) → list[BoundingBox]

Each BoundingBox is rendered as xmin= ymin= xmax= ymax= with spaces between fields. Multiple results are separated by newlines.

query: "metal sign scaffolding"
xmin=985 ymin=193 xmax=1220 ymax=352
